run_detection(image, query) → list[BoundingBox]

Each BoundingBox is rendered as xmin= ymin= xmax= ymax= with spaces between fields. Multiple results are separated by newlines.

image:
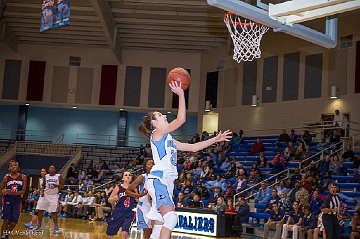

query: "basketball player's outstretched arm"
xmin=125 ymin=175 xmax=146 ymax=199
xmin=5 ymin=175 xmax=27 ymax=196
xmin=174 ymin=130 xmax=232 ymax=152
xmin=154 ymin=81 xmax=185 ymax=138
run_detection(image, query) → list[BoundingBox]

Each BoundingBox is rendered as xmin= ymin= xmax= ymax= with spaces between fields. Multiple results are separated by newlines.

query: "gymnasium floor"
xmin=8 ymin=214 xmax=250 ymax=239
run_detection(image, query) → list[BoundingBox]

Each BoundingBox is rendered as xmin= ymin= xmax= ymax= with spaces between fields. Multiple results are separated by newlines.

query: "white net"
xmin=224 ymin=13 xmax=269 ymax=63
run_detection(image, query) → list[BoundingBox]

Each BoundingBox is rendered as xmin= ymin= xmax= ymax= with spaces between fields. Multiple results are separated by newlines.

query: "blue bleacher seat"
xmin=286 ymin=162 xmax=301 ymax=168
xmin=201 ymin=199 xmax=209 ymax=207
xmin=331 ymin=175 xmax=353 ymax=182
xmin=323 ymin=190 xmax=360 ymax=198
xmin=337 ymin=183 xmax=360 ymax=190
xmin=249 ymin=212 xmax=270 ymax=220
xmin=254 ymin=203 xmax=267 ymax=210
xmin=342 ymin=162 xmax=353 ymax=167
xmin=227 ymin=178 xmax=237 ymax=185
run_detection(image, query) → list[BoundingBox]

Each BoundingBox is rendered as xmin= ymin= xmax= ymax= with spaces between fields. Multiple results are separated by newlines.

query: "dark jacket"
xmin=236 ymin=203 xmax=250 ymax=222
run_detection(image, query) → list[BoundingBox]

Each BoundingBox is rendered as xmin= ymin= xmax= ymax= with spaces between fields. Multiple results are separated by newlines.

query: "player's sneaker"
xmin=32 ymin=224 xmax=41 ymax=231
xmin=53 ymin=225 xmax=60 ymax=234
xmin=24 ymin=222 xmax=33 ymax=229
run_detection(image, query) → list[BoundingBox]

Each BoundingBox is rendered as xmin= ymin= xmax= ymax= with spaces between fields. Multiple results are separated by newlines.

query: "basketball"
xmin=167 ymin=68 xmax=191 ymax=90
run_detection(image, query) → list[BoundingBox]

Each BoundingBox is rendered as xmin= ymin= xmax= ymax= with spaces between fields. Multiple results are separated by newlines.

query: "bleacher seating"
xmin=221 ymin=133 xmax=360 ymax=238
xmin=77 ymin=145 xmax=140 ymax=186
xmin=0 ymin=139 xmax=13 ymax=156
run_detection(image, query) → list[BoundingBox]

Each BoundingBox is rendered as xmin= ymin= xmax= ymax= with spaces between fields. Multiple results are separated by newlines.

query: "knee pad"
xmin=163 ymin=211 xmax=177 ymax=230
xmin=150 ymin=225 xmax=162 ymax=239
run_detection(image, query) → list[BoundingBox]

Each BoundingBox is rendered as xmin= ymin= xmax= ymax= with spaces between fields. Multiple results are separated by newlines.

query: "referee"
xmin=321 ymin=182 xmax=341 ymax=239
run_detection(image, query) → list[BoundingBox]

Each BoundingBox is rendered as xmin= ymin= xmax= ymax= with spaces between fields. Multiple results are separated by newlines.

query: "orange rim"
xmin=224 ymin=12 xmax=260 ymax=26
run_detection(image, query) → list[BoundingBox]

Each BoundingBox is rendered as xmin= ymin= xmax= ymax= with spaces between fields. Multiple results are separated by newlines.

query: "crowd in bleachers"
xmin=169 ymin=129 xmax=360 ymax=238
xmin=20 ymin=128 xmax=360 ymax=238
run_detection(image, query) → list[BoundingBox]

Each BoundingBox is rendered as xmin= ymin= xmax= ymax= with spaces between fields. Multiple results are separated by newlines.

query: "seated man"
xmin=277 ymin=129 xmax=290 ymax=148
xmin=263 ymin=202 xmax=285 ymax=239
xmin=265 ymin=189 xmax=281 ymax=212
xmin=282 ymin=201 xmax=303 ymax=239
xmin=342 ymin=144 xmax=355 ymax=161
xmin=208 ymin=187 xmax=222 ymax=207
xmin=255 ymin=181 xmax=271 ymax=205
xmin=185 ymin=194 xmax=204 ymax=208
xmin=299 ymin=205 xmax=316 ymax=239
xmin=219 ymin=157 xmax=232 ymax=172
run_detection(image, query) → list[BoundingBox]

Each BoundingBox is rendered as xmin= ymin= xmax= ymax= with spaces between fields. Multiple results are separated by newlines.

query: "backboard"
xmin=207 ymin=0 xmax=360 ymax=49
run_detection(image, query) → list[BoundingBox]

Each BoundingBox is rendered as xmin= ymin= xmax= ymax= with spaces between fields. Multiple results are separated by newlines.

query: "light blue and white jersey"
xmin=139 ymin=173 xmax=150 ymax=205
xmin=44 ymin=173 xmax=60 ymax=195
xmin=150 ymin=130 xmax=178 ymax=181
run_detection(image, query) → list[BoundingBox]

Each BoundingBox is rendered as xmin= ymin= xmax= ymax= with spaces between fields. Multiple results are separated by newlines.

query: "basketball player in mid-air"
xmin=24 ymin=168 xmax=47 ymax=229
xmin=139 ymin=81 xmax=232 ymax=239
xmin=106 ymin=171 xmax=136 ymax=239
xmin=0 ymin=160 xmax=27 ymax=239
xmin=33 ymin=165 xmax=63 ymax=234
xmin=126 ymin=158 xmax=156 ymax=239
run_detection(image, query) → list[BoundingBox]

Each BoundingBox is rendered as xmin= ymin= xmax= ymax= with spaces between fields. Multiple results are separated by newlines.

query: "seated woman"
xmin=214 ymin=197 xmax=226 ymax=215
xmin=257 ymin=152 xmax=267 ymax=168
xmin=294 ymin=142 xmax=305 ymax=161
xmin=225 ymin=198 xmax=235 ymax=213
xmin=224 ymin=162 xmax=236 ymax=179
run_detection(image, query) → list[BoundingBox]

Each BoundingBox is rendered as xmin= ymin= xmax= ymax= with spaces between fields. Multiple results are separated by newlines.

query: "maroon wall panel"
xmin=26 ymin=61 xmax=46 ymax=101
xmin=99 ymin=65 xmax=118 ymax=105
xmin=355 ymin=41 xmax=360 ymax=93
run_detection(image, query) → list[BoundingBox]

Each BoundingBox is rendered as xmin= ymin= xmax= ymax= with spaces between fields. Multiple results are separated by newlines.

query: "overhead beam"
xmin=18 ymin=36 xmax=108 ymax=45
xmin=17 ymin=40 xmax=109 ymax=48
xmin=0 ymin=22 xmax=18 ymax=52
xmin=88 ymin=0 xmax=122 ymax=63
xmin=4 ymin=11 xmax=99 ymax=21
xmin=5 ymin=19 xmax=103 ymax=27
xmin=5 ymin=3 xmax=95 ymax=12
xmin=114 ymin=17 xmax=224 ymax=27
xmin=269 ymin=0 xmax=352 ymax=17
xmin=271 ymin=1 xmax=360 ymax=24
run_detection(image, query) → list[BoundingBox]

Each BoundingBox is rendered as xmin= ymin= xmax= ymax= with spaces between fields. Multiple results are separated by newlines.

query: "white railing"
xmin=55 ymin=133 xmax=65 ymax=144
xmin=233 ymin=168 xmax=290 ymax=205
xmin=298 ymin=140 xmax=345 ymax=167
xmin=59 ymin=146 xmax=82 ymax=179
xmin=0 ymin=128 xmax=53 ymax=142
xmin=15 ymin=142 xmax=80 ymax=156
xmin=234 ymin=140 xmax=344 ymax=205
xmin=0 ymin=143 xmax=16 ymax=168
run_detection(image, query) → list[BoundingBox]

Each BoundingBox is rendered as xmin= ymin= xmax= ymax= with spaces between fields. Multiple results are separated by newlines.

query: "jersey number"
xmin=124 ymin=197 xmax=130 ymax=207
xmin=170 ymin=150 xmax=177 ymax=166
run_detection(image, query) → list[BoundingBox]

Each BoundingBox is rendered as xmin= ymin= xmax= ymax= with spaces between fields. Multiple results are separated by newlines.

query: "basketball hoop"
xmin=224 ymin=12 xmax=269 ymax=63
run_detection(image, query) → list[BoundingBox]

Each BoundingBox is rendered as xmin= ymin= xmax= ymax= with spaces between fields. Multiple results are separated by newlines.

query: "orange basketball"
xmin=167 ymin=68 xmax=191 ymax=90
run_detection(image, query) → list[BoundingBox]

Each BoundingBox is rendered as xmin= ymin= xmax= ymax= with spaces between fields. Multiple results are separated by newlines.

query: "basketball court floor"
xmin=10 ymin=214 xmax=250 ymax=239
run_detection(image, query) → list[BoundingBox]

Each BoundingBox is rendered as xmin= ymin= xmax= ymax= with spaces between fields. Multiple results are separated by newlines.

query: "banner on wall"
xmin=40 ymin=0 xmax=54 ymax=32
xmin=54 ymin=0 xmax=70 ymax=28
